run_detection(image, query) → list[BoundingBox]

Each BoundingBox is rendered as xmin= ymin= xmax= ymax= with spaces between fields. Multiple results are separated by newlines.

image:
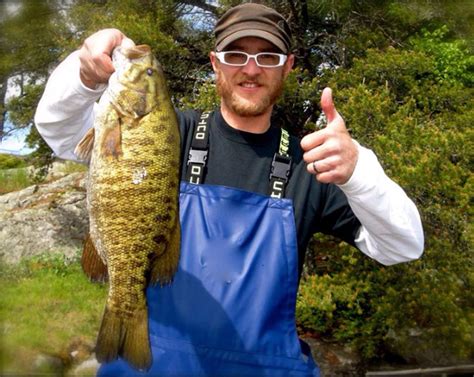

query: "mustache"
xmin=235 ymin=75 xmax=264 ymax=86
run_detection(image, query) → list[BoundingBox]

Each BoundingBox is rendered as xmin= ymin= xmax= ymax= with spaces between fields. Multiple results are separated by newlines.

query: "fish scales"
xmin=75 ymin=45 xmax=180 ymax=371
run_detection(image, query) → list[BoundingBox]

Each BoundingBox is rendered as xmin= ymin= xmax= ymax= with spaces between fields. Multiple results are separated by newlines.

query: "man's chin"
xmin=229 ymin=97 xmax=270 ymax=117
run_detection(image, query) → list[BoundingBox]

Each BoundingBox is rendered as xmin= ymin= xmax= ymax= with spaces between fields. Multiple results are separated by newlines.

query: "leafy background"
xmin=1 ymin=0 xmax=473 ymax=367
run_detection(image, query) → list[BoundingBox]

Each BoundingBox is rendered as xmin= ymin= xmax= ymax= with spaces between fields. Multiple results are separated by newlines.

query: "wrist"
xmin=337 ymin=141 xmax=380 ymax=194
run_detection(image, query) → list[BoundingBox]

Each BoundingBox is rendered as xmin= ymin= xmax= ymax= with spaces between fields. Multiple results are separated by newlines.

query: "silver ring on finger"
xmin=312 ymin=160 xmax=319 ymax=174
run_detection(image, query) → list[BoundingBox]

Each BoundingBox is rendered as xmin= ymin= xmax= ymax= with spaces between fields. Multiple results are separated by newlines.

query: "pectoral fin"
xmin=98 ymin=108 xmax=123 ymax=159
xmin=101 ymin=122 xmax=122 ymax=159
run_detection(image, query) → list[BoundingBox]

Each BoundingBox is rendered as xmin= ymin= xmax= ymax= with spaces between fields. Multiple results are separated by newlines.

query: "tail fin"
xmin=81 ymin=234 xmax=108 ymax=283
xmin=95 ymin=305 xmax=151 ymax=371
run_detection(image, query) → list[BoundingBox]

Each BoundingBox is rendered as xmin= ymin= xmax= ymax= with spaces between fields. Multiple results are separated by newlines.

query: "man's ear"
xmin=210 ymin=51 xmax=218 ymax=72
xmin=283 ymin=54 xmax=295 ymax=79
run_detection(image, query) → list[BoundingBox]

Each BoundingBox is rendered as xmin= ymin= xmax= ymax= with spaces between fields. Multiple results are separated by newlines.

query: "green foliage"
xmin=181 ymin=79 xmax=219 ymax=111
xmin=411 ymin=26 xmax=474 ymax=86
xmin=296 ymin=30 xmax=473 ymax=361
xmin=5 ymin=84 xmax=43 ymax=128
xmin=67 ymin=0 xmax=213 ymax=99
xmin=0 ymin=153 xmax=26 ymax=169
xmin=1 ymin=0 xmax=66 ymax=171
xmin=0 ymin=253 xmax=107 ymax=374
xmin=0 ymin=1 xmax=64 ymax=81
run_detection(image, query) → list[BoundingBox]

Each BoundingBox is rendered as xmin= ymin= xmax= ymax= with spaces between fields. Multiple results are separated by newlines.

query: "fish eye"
xmin=146 ymin=68 xmax=153 ymax=76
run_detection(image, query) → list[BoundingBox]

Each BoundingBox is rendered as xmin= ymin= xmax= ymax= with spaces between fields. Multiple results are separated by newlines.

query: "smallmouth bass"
xmin=75 ymin=44 xmax=180 ymax=371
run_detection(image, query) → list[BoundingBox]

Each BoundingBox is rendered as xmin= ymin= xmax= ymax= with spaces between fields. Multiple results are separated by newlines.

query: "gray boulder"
xmin=0 ymin=172 xmax=88 ymax=264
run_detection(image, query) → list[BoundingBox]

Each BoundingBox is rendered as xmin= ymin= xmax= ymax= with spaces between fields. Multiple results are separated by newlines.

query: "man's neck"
xmin=220 ymin=105 xmax=273 ymax=134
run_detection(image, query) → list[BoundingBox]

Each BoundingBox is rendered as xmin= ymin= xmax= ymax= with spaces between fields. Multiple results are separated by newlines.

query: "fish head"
xmin=109 ymin=45 xmax=164 ymax=118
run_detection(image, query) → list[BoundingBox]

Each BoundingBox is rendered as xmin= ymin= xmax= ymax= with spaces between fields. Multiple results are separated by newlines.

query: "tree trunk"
xmin=0 ymin=78 xmax=7 ymax=142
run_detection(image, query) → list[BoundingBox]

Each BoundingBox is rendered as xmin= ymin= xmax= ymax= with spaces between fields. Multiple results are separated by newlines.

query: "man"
xmin=35 ymin=3 xmax=423 ymax=376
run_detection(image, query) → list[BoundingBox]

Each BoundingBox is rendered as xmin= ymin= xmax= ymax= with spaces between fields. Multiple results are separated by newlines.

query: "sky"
xmin=0 ymin=124 xmax=34 ymax=155
xmin=1 ymin=69 xmax=36 ymax=155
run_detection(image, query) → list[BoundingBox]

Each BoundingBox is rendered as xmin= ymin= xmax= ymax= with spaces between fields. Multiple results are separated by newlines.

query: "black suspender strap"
xmin=269 ymin=128 xmax=292 ymax=198
xmin=186 ymin=112 xmax=292 ymax=197
xmin=186 ymin=111 xmax=211 ymax=184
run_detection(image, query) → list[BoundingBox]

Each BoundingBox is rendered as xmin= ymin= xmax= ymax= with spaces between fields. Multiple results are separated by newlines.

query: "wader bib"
xmin=97 ymin=114 xmax=320 ymax=376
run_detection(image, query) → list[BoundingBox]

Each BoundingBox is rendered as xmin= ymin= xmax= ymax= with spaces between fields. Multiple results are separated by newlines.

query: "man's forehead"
xmin=225 ymin=37 xmax=281 ymax=53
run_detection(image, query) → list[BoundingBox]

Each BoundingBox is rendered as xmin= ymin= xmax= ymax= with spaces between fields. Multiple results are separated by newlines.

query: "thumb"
xmin=321 ymin=87 xmax=338 ymax=124
xmin=121 ymin=37 xmax=135 ymax=49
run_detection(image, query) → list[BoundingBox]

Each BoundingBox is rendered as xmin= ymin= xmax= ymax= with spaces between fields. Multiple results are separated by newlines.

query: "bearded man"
xmin=35 ymin=3 xmax=423 ymax=376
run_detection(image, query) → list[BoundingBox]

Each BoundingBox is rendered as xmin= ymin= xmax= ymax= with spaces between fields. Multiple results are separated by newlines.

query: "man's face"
xmin=210 ymin=37 xmax=294 ymax=118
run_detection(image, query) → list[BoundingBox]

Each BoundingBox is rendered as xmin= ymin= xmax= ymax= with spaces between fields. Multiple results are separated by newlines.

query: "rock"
xmin=302 ymin=336 xmax=364 ymax=377
xmin=66 ymin=336 xmax=95 ymax=364
xmin=0 ymin=172 xmax=88 ymax=264
xmin=385 ymin=328 xmax=470 ymax=366
xmin=65 ymin=337 xmax=100 ymax=376
xmin=33 ymin=353 xmax=66 ymax=376
xmin=66 ymin=357 xmax=101 ymax=377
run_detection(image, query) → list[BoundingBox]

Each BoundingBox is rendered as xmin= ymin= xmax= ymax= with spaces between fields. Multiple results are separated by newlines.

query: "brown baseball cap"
xmin=214 ymin=3 xmax=292 ymax=54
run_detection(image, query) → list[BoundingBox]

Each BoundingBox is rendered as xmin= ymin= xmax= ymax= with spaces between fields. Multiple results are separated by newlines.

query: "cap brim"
xmin=216 ymin=29 xmax=287 ymax=53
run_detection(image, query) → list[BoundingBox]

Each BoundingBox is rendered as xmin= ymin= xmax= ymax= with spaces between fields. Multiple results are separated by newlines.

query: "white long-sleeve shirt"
xmin=35 ymin=51 xmax=424 ymax=265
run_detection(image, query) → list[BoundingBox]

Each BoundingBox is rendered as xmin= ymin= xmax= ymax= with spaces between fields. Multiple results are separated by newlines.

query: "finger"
xmin=321 ymin=87 xmax=337 ymax=124
xmin=101 ymin=28 xmax=126 ymax=55
xmin=307 ymin=154 xmax=341 ymax=175
xmin=303 ymin=145 xmax=327 ymax=165
xmin=300 ymin=128 xmax=327 ymax=153
xmin=97 ymin=53 xmax=115 ymax=75
xmin=309 ymin=160 xmax=322 ymax=175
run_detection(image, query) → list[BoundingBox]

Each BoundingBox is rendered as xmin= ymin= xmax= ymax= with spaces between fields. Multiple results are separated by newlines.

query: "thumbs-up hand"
xmin=300 ymin=87 xmax=358 ymax=185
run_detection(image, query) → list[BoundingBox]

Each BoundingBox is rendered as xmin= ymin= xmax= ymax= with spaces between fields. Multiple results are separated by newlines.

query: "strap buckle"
xmin=270 ymin=154 xmax=292 ymax=182
xmin=187 ymin=148 xmax=208 ymax=166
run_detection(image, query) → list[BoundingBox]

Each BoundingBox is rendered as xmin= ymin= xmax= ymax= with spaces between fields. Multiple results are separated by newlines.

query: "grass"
xmin=0 ymin=253 xmax=107 ymax=375
xmin=0 ymin=168 xmax=33 ymax=195
xmin=56 ymin=161 xmax=88 ymax=175
xmin=0 ymin=160 xmax=88 ymax=195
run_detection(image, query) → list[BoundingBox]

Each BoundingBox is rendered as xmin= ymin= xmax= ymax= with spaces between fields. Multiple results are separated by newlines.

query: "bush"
xmin=0 ymin=153 xmax=26 ymax=169
xmin=297 ymin=37 xmax=473 ymax=361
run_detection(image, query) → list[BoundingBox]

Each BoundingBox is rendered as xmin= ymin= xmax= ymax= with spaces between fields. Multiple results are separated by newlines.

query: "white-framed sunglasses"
xmin=215 ymin=51 xmax=288 ymax=68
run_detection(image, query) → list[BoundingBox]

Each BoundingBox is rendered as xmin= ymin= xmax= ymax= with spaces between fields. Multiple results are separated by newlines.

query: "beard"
xmin=215 ymin=69 xmax=284 ymax=117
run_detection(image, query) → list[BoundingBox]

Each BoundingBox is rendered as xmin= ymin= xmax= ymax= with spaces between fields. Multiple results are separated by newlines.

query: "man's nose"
xmin=241 ymin=56 xmax=262 ymax=75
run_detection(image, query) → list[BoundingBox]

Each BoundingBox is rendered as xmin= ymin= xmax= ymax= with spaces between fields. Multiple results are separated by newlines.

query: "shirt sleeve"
xmin=34 ymin=50 xmax=107 ymax=161
xmin=337 ymin=141 xmax=424 ymax=265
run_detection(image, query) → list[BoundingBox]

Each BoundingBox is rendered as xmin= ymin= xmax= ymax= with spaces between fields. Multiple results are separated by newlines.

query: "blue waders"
xmin=97 ymin=113 xmax=320 ymax=376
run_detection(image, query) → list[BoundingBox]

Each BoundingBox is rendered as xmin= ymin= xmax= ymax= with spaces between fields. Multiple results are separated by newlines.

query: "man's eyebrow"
xmin=225 ymin=43 xmax=281 ymax=53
